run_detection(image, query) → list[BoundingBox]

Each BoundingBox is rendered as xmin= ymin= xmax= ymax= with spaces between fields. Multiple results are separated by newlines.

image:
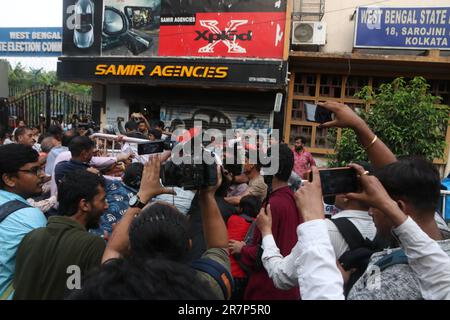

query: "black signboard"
xmin=160 ymin=0 xmax=287 ymax=14
xmin=57 ymin=57 xmax=287 ymax=89
xmin=62 ymin=0 xmax=103 ymax=55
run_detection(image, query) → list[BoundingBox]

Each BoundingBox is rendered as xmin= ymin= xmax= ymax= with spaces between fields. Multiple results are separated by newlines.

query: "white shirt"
xmin=263 ymin=217 xmax=450 ymax=300
xmin=325 ymin=210 xmax=376 ymax=259
xmin=393 ymin=217 xmax=450 ymax=300
xmin=261 ymin=210 xmax=375 ymax=290
xmin=262 ymin=220 xmax=344 ymax=299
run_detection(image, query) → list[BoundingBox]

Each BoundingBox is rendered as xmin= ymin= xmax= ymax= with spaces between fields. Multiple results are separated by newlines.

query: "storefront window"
xmin=289 ymin=125 xmax=312 ymax=147
xmin=345 ymin=76 xmax=369 ymax=98
xmin=431 ymin=80 xmax=450 ymax=106
xmin=315 ymin=126 xmax=336 ymax=149
xmin=320 ymin=75 xmax=342 ymax=98
xmin=293 ymin=74 xmax=316 ymax=96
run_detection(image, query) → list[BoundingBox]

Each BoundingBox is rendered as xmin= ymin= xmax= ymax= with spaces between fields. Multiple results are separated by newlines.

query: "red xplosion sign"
xmin=159 ymin=12 xmax=286 ymax=59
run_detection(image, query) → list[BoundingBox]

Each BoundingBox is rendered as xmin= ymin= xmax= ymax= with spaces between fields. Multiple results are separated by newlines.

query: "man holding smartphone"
xmin=292 ymin=136 xmax=316 ymax=179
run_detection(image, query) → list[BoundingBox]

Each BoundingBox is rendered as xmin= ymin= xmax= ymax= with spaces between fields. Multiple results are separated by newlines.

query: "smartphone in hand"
xmin=308 ymin=167 xmax=358 ymax=196
xmin=305 ymin=103 xmax=333 ymax=124
xmin=137 ymin=141 xmax=165 ymax=155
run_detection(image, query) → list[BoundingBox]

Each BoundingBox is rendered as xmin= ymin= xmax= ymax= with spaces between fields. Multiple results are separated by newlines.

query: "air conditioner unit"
xmin=291 ymin=21 xmax=326 ymax=45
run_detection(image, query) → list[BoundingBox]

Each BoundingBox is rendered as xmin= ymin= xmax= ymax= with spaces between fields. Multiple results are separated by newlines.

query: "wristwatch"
xmin=129 ymin=195 xmax=146 ymax=209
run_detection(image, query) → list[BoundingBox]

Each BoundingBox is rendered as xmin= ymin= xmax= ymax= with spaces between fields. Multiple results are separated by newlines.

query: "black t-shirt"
xmin=187 ymin=194 xmax=236 ymax=261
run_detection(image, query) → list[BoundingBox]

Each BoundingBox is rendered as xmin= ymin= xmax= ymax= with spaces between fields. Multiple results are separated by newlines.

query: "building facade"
xmin=286 ymin=0 xmax=450 ymax=169
xmin=58 ymin=0 xmax=292 ymax=137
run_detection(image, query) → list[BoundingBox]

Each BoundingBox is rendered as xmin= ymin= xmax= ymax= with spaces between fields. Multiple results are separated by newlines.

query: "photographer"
xmin=71 ymin=156 xmax=232 ymax=299
xmin=118 ymin=117 xmax=148 ymax=140
xmin=283 ymin=163 xmax=450 ymax=300
xmin=131 ymin=112 xmax=150 ymax=136
xmin=256 ymin=101 xmax=450 ymax=300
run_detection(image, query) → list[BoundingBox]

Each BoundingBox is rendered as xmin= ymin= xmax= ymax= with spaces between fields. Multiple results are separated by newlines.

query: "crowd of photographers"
xmin=0 ymin=102 xmax=450 ymax=300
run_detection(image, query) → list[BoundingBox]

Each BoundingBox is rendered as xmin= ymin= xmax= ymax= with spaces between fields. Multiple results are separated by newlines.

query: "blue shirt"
xmin=90 ymin=180 xmax=136 ymax=237
xmin=54 ymin=159 xmax=89 ymax=186
xmin=45 ymin=146 xmax=68 ymax=176
xmin=0 ymin=190 xmax=47 ymax=299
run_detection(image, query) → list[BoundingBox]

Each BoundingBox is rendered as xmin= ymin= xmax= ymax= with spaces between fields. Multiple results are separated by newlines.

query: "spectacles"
xmin=18 ymin=167 xmax=44 ymax=176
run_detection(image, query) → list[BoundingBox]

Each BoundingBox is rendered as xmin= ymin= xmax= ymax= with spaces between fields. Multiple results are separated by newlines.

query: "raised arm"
xmin=198 ymin=165 xmax=228 ymax=250
xmin=346 ymin=163 xmax=450 ymax=300
xmin=318 ymin=101 xmax=396 ymax=169
xmin=101 ymin=155 xmax=175 ymax=263
xmin=293 ymin=166 xmax=345 ymax=300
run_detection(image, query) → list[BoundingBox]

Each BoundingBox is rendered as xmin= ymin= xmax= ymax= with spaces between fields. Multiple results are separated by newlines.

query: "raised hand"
xmin=256 ymin=204 xmax=273 ymax=237
xmin=294 ymin=166 xmax=325 ymax=222
xmin=345 ymin=163 xmax=407 ymax=227
xmin=317 ymin=101 xmax=366 ymax=130
xmin=137 ymin=155 xmax=176 ymax=204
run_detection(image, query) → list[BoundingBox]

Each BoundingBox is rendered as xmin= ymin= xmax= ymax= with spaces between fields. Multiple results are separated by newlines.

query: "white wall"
xmin=0 ymin=60 xmax=8 ymax=98
xmin=104 ymin=85 xmax=129 ymax=131
xmin=294 ymin=0 xmax=450 ymax=53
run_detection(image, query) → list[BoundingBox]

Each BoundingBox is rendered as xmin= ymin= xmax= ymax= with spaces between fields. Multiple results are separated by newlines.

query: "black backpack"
xmin=0 ymin=200 xmax=32 ymax=224
xmin=332 ymin=217 xmax=388 ymax=296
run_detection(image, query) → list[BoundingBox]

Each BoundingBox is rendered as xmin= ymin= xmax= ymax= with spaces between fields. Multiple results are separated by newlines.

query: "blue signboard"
xmin=0 ymin=27 xmax=62 ymax=57
xmin=355 ymin=7 xmax=450 ymax=50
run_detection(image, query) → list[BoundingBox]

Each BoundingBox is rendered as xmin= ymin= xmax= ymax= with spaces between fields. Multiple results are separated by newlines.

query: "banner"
xmin=0 ymin=28 xmax=62 ymax=57
xmin=355 ymin=6 xmax=450 ymax=50
xmin=159 ymin=12 xmax=285 ymax=58
xmin=63 ymin=0 xmax=287 ymax=59
xmin=57 ymin=58 xmax=287 ymax=88
xmin=63 ymin=0 xmax=103 ymax=55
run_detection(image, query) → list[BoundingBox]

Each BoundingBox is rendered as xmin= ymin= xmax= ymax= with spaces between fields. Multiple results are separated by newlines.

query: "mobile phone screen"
xmin=305 ymin=103 xmax=333 ymax=124
xmin=312 ymin=168 xmax=358 ymax=196
xmin=137 ymin=141 xmax=165 ymax=155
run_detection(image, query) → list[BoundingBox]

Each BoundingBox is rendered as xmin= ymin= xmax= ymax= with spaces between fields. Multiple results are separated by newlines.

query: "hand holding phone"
xmin=308 ymin=167 xmax=358 ymax=196
xmin=294 ymin=166 xmax=327 ymax=221
xmin=305 ymin=103 xmax=334 ymax=124
xmin=137 ymin=141 xmax=165 ymax=155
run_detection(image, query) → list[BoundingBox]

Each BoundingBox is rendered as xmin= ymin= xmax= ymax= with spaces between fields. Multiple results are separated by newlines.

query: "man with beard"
xmin=292 ymin=136 xmax=315 ymax=179
xmin=13 ymin=170 xmax=108 ymax=299
xmin=0 ymin=144 xmax=47 ymax=300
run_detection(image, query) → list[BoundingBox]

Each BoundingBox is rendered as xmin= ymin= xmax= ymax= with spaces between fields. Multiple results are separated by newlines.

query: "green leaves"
xmin=330 ymin=77 xmax=450 ymax=166
xmin=8 ymin=61 xmax=91 ymax=96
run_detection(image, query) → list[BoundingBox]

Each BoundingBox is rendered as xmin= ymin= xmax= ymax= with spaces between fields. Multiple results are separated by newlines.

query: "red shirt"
xmin=293 ymin=148 xmax=316 ymax=179
xmin=240 ymin=186 xmax=303 ymax=300
xmin=227 ymin=214 xmax=253 ymax=278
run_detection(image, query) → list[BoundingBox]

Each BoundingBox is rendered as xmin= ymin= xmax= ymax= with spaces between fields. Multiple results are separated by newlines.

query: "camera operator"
xmin=131 ymin=113 xmax=150 ymax=136
xmin=117 ymin=117 xmax=148 ymax=140
xmin=70 ymin=156 xmax=233 ymax=300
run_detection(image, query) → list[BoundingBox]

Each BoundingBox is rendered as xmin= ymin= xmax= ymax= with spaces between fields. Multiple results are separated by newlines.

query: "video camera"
xmin=138 ymin=138 xmax=218 ymax=190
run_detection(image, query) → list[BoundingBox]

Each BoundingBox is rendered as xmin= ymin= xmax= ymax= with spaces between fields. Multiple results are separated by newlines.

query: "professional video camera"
xmin=138 ymin=138 xmax=218 ymax=190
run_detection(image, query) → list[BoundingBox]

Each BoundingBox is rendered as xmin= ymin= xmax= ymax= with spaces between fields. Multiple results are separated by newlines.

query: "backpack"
xmin=191 ymin=258 xmax=234 ymax=300
xmin=374 ymin=249 xmax=408 ymax=271
xmin=240 ymin=213 xmax=256 ymax=245
xmin=332 ymin=217 xmax=388 ymax=296
xmin=0 ymin=200 xmax=32 ymax=300
xmin=0 ymin=200 xmax=32 ymax=224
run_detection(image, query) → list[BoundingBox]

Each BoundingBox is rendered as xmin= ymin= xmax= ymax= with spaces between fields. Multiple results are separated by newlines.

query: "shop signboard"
xmin=57 ymin=57 xmax=287 ymax=88
xmin=62 ymin=0 xmax=288 ymax=59
xmin=0 ymin=27 xmax=62 ymax=57
xmin=355 ymin=6 xmax=450 ymax=50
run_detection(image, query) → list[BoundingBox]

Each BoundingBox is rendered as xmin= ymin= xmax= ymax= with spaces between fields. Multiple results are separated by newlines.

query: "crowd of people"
xmin=0 ymin=101 xmax=449 ymax=300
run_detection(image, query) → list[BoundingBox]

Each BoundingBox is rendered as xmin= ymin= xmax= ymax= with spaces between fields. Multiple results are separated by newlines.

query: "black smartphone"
xmin=309 ymin=167 xmax=358 ymax=196
xmin=305 ymin=103 xmax=333 ymax=124
xmin=138 ymin=141 xmax=165 ymax=155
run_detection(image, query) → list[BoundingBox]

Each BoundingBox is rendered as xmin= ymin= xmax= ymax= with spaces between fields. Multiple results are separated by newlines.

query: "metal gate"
xmin=6 ymin=86 xmax=91 ymax=129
